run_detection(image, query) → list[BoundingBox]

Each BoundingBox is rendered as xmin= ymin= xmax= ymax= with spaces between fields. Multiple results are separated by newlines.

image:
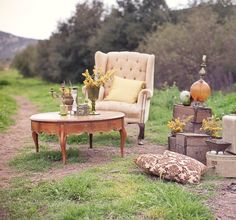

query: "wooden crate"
xmin=184 ymin=122 xmax=203 ymax=134
xmin=168 ymin=135 xmax=176 ymax=152
xmin=173 ymin=104 xmax=212 ymax=133
xmin=176 ymin=133 xmax=210 ymax=164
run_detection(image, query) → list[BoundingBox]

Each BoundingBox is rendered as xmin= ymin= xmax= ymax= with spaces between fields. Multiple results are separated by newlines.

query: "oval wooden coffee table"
xmin=30 ymin=111 xmax=127 ymax=164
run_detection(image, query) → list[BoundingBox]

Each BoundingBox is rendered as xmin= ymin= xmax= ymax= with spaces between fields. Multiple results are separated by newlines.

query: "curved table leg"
xmin=119 ymin=127 xmax=127 ymax=157
xmin=32 ymin=131 xmax=39 ymax=152
xmin=60 ymin=125 xmax=67 ymax=164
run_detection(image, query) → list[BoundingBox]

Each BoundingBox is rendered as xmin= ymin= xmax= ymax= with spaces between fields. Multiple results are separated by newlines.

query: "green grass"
xmin=9 ymin=145 xmax=88 ymax=172
xmin=0 ymin=72 xmax=18 ymax=131
xmin=40 ymin=132 xmax=133 ymax=147
xmin=207 ymin=91 xmax=236 ymax=118
xmin=0 ymin=69 xmax=63 ymax=112
xmin=0 ymin=91 xmax=17 ymax=132
xmin=146 ymin=84 xmax=179 ymax=144
xmin=0 ymin=159 xmax=214 ymax=220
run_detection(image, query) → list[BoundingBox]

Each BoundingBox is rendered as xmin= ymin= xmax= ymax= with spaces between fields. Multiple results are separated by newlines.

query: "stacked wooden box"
xmin=168 ymin=104 xmax=212 ymax=164
xmin=173 ymin=104 xmax=212 ymax=133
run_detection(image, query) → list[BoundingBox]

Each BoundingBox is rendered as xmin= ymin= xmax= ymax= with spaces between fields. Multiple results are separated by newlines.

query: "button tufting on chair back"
xmin=104 ymin=52 xmax=151 ymax=95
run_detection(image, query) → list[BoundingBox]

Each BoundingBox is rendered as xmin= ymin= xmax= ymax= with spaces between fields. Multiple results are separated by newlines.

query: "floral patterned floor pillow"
xmin=163 ymin=150 xmax=207 ymax=174
xmin=150 ymin=152 xmax=205 ymax=184
xmin=134 ymin=151 xmax=207 ymax=184
xmin=134 ymin=154 xmax=164 ymax=174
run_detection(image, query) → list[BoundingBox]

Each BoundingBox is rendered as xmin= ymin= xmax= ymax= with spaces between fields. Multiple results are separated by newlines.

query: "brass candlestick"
xmin=50 ymin=83 xmax=73 ymax=115
xmin=199 ymin=55 xmax=207 ymax=79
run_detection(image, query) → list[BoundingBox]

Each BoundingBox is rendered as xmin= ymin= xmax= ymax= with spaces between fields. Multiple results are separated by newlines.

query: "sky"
xmin=0 ymin=0 xmax=190 ymax=40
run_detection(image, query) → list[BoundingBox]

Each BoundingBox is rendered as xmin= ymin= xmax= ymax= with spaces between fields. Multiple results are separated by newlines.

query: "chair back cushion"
xmin=104 ymin=76 xmax=145 ymax=103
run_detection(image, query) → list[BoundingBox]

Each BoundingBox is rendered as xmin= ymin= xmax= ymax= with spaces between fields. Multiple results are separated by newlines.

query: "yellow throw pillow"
xmin=104 ymin=76 xmax=145 ymax=103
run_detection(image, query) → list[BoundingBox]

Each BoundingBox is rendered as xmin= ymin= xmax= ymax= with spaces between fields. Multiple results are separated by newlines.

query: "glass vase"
xmin=87 ymin=86 xmax=100 ymax=115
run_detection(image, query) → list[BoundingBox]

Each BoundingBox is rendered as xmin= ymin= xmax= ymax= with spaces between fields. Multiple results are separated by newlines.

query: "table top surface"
xmin=30 ymin=111 xmax=125 ymax=123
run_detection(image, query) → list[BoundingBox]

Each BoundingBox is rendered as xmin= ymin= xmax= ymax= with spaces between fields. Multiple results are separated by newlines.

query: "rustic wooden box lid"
xmin=173 ymin=104 xmax=212 ymax=123
xmin=177 ymin=133 xmax=209 ymax=137
xmin=176 ymin=132 xmax=209 ymax=144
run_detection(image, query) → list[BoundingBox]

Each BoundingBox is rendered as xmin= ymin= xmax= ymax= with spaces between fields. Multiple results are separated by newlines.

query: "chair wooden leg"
xmin=89 ymin=133 xmax=93 ymax=148
xmin=138 ymin=123 xmax=145 ymax=145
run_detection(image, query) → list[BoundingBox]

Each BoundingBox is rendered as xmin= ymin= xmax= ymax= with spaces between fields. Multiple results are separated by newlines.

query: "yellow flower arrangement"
xmin=82 ymin=68 xmax=114 ymax=88
xmin=167 ymin=116 xmax=193 ymax=135
xmin=201 ymin=116 xmax=222 ymax=138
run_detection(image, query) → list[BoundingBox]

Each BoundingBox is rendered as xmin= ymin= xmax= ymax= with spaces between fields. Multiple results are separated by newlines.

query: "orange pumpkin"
xmin=190 ymin=79 xmax=211 ymax=102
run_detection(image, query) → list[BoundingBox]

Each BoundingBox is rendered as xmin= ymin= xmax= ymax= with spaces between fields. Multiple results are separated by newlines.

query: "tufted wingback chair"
xmin=94 ymin=51 xmax=155 ymax=144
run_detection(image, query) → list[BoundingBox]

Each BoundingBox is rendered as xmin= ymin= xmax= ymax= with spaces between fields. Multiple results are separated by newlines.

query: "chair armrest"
xmin=137 ymin=89 xmax=153 ymax=104
xmin=81 ymin=85 xmax=105 ymax=101
xmin=98 ymin=86 xmax=105 ymax=101
xmin=82 ymin=85 xmax=87 ymax=96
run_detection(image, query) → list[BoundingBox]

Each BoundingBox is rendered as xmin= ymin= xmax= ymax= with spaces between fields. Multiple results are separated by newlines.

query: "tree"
xmin=138 ymin=0 xmax=170 ymax=31
xmin=36 ymin=0 xmax=104 ymax=83
xmin=12 ymin=44 xmax=37 ymax=77
xmin=139 ymin=6 xmax=236 ymax=90
xmin=14 ymin=0 xmax=171 ymax=83
xmin=90 ymin=0 xmax=170 ymax=53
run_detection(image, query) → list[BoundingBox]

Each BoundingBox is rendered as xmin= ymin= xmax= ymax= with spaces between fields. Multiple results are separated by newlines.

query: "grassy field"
xmin=1 ymin=159 xmax=215 ymax=220
xmin=1 ymin=69 xmax=235 ymax=144
xmin=0 ymin=92 xmax=17 ymax=132
xmin=0 ymin=69 xmax=235 ymax=219
xmin=0 ymin=76 xmax=18 ymax=131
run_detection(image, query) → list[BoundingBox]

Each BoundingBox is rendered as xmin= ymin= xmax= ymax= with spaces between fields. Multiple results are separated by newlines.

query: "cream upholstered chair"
xmin=94 ymin=51 xmax=155 ymax=144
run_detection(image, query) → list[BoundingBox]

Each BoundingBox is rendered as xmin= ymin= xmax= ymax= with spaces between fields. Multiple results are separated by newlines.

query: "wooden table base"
xmin=30 ymin=111 xmax=127 ymax=164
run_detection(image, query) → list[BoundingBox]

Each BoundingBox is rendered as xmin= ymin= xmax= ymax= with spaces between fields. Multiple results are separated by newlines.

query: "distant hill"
xmin=0 ymin=31 xmax=38 ymax=60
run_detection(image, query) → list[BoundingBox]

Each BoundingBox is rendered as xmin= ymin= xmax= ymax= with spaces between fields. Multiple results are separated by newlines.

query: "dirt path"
xmin=29 ymin=125 xmax=167 ymax=183
xmin=0 ymin=96 xmax=235 ymax=219
xmin=207 ymin=180 xmax=236 ymax=220
xmin=0 ymin=96 xmax=38 ymax=187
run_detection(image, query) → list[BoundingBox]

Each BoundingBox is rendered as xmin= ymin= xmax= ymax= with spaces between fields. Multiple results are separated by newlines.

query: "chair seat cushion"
xmin=104 ymin=76 xmax=145 ymax=103
xmin=96 ymin=100 xmax=140 ymax=119
xmin=135 ymin=150 xmax=207 ymax=184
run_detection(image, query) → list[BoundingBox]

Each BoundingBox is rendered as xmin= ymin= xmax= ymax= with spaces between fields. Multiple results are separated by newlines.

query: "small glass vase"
xmin=87 ymin=86 xmax=100 ymax=115
xmin=60 ymin=104 xmax=68 ymax=116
